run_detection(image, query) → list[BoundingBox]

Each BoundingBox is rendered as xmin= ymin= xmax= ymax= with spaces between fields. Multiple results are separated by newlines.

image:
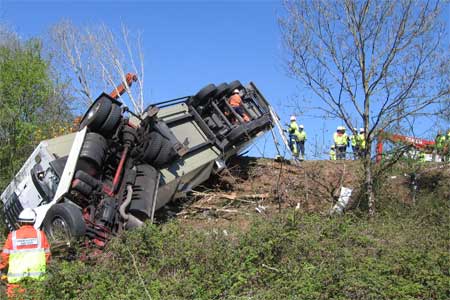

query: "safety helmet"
xmin=299 ymin=124 xmax=304 ymax=129
xmin=290 ymin=116 xmax=296 ymax=121
xmin=359 ymin=128 xmax=364 ymax=133
xmin=353 ymin=128 xmax=357 ymax=131
xmin=232 ymin=89 xmax=240 ymax=94
xmin=341 ymin=126 xmax=346 ymax=131
xmin=18 ymin=208 xmax=37 ymax=224
xmin=331 ymin=145 xmax=335 ymax=149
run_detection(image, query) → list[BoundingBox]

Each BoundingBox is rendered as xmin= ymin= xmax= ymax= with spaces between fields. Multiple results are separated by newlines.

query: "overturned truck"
xmin=1 ymin=81 xmax=274 ymax=246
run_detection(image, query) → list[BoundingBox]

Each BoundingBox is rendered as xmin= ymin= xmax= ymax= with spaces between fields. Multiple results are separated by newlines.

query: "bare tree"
xmin=49 ymin=20 xmax=145 ymax=113
xmin=279 ymin=0 xmax=449 ymax=215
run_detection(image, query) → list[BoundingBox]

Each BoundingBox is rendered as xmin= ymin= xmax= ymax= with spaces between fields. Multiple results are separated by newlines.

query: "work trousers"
xmin=298 ymin=141 xmax=305 ymax=160
xmin=352 ymin=145 xmax=359 ymax=159
xmin=336 ymin=145 xmax=347 ymax=160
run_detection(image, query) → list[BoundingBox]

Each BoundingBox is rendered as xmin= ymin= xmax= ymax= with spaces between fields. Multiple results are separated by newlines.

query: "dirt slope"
xmin=155 ymin=156 xmax=450 ymax=232
xmin=155 ymin=157 xmax=367 ymax=231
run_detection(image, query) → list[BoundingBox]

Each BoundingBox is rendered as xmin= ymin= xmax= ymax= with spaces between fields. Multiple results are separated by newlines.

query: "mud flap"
xmin=128 ymin=164 xmax=160 ymax=222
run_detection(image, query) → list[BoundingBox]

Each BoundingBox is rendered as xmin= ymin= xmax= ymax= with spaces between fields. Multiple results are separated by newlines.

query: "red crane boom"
xmin=376 ymin=130 xmax=435 ymax=162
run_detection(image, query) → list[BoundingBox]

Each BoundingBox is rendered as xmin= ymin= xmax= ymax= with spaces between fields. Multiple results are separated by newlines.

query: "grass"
xmin=9 ymin=189 xmax=448 ymax=300
xmin=1 ymin=161 xmax=449 ymax=300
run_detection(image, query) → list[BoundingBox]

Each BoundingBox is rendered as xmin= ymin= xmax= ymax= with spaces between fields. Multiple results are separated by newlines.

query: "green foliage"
xmin=21 ymin=192 xmax=449 ymax=300
xmin=0 ymin=33 xmax=72 ymax=191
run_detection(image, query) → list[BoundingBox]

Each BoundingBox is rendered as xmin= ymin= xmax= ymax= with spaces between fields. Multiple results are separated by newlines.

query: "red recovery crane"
xmin=109 ymin=73 xmax=138 ymax=100
xmin=376 ymin=130 xmax=435 ymax=163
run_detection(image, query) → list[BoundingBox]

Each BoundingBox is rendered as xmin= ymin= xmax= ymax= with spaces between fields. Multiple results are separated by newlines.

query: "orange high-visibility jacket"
xmin=229 ymin=94 xmax=242 ymax=107
xmin=0 ymin=225 xmax=51 ymax=271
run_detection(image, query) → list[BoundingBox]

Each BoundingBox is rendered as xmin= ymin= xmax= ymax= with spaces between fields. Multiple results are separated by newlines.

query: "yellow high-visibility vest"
xmin=333 ymin=133 xmax=348 ymax=146
xmin=357 ymin=133 xmax=366 ymax=150
xmin=296 ymin=130 xmax=307 ymax=142
xmin=7 ymin=230 xmax=47 ymax=283
xmin=330 ymin=149 xmax=336 ymax=160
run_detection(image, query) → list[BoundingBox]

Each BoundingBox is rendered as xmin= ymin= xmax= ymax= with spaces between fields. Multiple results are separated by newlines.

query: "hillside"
xmin=1 ymin=157 xmax=449 ymax=300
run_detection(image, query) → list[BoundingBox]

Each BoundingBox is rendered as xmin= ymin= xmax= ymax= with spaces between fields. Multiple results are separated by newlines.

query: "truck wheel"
xmin=79 ymin=133 xmax=107 ymax=169
xmin=194 ymin=84 xmax=217 ymax=103
xmin=74 ymin=170 xmax=101 ymax=188
xmin=215 ymin=83 xmax=230 ymax=99
xmin=98 ymin=104 xmax=121 ymax=136
xmin=43 ymin=203 xmax=86 ymax=243
xmin=71 ymin=178 xmax=93 ymax=196
xmin=78 ymin=133 xmax=107 ymax=176
xmin=79 ymin=96 xmax=112 ymax=131
xmin=142 ymin=131 xmax=163 ymax=163
xmin=227 ymin=80 xmax=243 ymax=94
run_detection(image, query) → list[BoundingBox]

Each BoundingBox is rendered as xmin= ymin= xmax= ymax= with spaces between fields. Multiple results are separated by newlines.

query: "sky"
xmin=0 ymin=0 xmax=448 ymax=159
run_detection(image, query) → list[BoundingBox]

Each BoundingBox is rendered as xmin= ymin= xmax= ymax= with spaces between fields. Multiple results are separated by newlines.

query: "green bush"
xmin=19 ymin=191 xmax=449 ymax=300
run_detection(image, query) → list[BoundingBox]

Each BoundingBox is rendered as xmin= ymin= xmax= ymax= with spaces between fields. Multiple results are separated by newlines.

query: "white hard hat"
xmin=290 ymin=116 xmax=296 ymax=121
xmin=232 ymin=89 xmax=240 ymax=94
xmin=299 ymin=124 xmax=304 ymax=129
xmin=353 ymin=128 xmax=357 ymax=131
xmin=359 ymin=128 xmax=364 ymax=132
xmin=331 ymin=145 xmax=335 ymax=149
xmin=18 ymin=208 xmax=37 ymax=223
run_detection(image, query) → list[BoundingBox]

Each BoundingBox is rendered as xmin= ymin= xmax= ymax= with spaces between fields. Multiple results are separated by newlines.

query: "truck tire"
xmin=74 ymin=170 xmax=101 ymax=188
xmin=43 ymin=203 xmax=86 ymax=243
xmin=227 ymin=80 xmax=243 ymax=94
xmin=79 ymin=96 xmax=112 ymax=131
xmin=74 ymin=170 xmax=102 ymax=188
xmin=98 ymin=104 xmax=121 ymax=136
xmin=71 ymin=178 xmax=93 ymax=196
xmin=215 ymin=83 xmax=230 ymax=99
xmin=142 ymin=131 xmax=163 ymax=163
xmin=79 ymin=133 xmax=107 ymax=168
xmin=78 ymin=133 xmax=108 ymax=176
xmin=194 ymin=84 xmax=217 ymax=104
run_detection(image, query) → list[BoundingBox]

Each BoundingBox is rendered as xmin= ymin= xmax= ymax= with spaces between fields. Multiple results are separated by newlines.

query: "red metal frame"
xmin=376 ymin=130 xmax=435 ymax=162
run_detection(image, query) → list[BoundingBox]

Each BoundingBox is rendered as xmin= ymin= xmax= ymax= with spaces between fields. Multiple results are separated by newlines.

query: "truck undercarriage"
xmin=1 ymin=80 xmax=274 ymax=247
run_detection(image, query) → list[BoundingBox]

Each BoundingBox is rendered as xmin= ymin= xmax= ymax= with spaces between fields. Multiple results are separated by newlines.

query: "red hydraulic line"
xmin=111 ymin=146 xmax=129 ymax=194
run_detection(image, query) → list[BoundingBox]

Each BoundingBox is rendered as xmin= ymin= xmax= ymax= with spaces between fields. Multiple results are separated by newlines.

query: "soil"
xmin=154 ymin=156 xmax=368 ymax=232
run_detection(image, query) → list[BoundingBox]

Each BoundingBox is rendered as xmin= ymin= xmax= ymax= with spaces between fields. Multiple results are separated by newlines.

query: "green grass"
xmin=13 ymin=190 xmax=449 ymax=300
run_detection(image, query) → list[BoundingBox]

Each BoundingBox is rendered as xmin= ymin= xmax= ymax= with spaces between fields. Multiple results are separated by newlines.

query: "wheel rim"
xmin=48 ymin=217 xmax=71 ymax=244
xmin=86 ymin=102 xmax=101 ymax=121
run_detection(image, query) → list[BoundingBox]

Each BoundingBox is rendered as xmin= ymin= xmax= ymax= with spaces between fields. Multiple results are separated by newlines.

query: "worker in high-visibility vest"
xmin=288 ymin=116 xmax=299 ymax=157
xmin=296 ymin=124 xmax=307 ymax=161
xmin=329 ymin=145 xmax=336 ymax=160
xmin=228 ymin=89 xmax=250 ymax=122
xmin=435 ymin=131 xmax=446 ymax=161
xmin=357 ymin=128 xmax=367 ymax=158
xmin=333 ymin=126 xmax=349 ymax=160
xmin=418 ymin=151 xmax=426 ymax=162
xmin=350 ymin=128 xmax=359 ymax=159
xmin=445 ymin=130 xmax=450 ymax=162
xmin=0 ymin=208 xmax=51 ymax=299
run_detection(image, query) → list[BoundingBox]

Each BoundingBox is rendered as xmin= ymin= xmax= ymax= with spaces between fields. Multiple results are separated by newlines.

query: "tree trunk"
xmin=364 ymin=152 xmax=375 ymax=216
